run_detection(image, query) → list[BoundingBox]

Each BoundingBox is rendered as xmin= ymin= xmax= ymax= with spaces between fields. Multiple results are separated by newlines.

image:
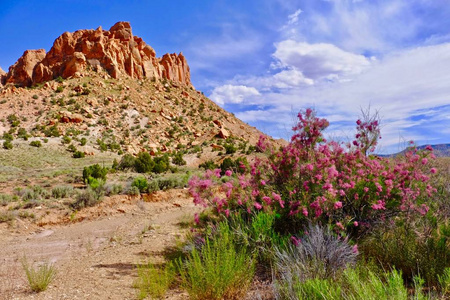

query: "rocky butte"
xmin=1 ymin=21 xmax=192 ymax=87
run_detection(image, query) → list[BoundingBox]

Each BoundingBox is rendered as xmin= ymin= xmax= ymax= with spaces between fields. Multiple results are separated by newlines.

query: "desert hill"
xmin=0 ymin=22 xmax=272 ymax=159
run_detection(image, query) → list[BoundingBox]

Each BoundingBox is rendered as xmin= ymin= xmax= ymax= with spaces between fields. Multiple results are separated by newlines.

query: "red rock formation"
xmin=5 ymin=22 xmax=192 ymax=87
xmin=5 ymin=50 xmax=46 ymax=86
xmin=0 ymin=67 xmax=5 ymax=86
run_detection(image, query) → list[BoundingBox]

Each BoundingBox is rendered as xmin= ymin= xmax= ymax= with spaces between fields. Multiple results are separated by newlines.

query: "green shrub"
xmin=0 ymin=193 xmax=17 ymax=206
xmin=67 ymin=144 xmax=77 ymax=152
xmin=73 ymin=150 xmax=85 ymax=158
xmin=135 ymin=152 xmax=155 ymax=173
xmin=104 ymin=183 xmax=123 ymax=196
xmin=80 ymin=137 xmax=87 ymax=146
xmin=132 ymin=176 xmax=149 ymax=193
xmin=360 ymin=219 xmax=450 ymax=286
xmin=438 ymin=268 xmax=450 ymax=296
xmin=220 ymin=157 xmax=248 ymax=175
xmin=82 ymin=164 xmax=108 ymax=183
xmin=71 ymin=188 xmax=102 ymax=210
xmin=2 ymin=132 xmax=13 ymax=141
xmin=118 ymin=154 xmax=136 ymax=170
xmin=44 ymin=125 xmax=60 ymax=137
xmin=153 ymin=154 xmax=170 ymax=173
xmin=21 ymin=258 xmax=56 ymax=293
xmin=127 ymin=185 xmax=140 ymax=197
xmin=7 ymin=114 xmax=20 ymax=127
xmin=134 ymin=262 xmax=174 ymax=300
xmin=61 ymin=135 xmax=71 ymax=144
xmin=51 ymin=186 xmax=73 ymax=199
xmin=0 ymin=211 xmax=15 ymax=223
xmin=17 ymin=127 xmax=29 ymax=140
xmin=224 ymin=142 xmax=237 ymax=154
xmin=199 ymin=160 xmax=218 ymax=170
xmin=29 ymin=140 xmax=42 ymax=147
xmin=172 ymin=151 xmax=187 ymax=166
xmin=55 ymin=86 xmax=64 ymax=93
xmin=3 ymin=140 xmax=13 ymax=149
xmin=227 ymin=212 xmax=288 ymax=264
xmin=177 ymin=222 xmax=255 ymax=300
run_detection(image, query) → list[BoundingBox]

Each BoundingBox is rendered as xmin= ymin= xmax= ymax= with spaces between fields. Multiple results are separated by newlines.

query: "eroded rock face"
xmin=5 ymin=50 xmax=46 ymax=87
xmin=0 ymin=67 xmax=6 ymax=86
xmin=5 ymin=22 xmax=192 ymax=87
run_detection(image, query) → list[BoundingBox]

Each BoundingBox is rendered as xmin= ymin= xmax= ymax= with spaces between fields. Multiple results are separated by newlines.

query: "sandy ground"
xmin=0 ymin=190 xmax=199 ymax=300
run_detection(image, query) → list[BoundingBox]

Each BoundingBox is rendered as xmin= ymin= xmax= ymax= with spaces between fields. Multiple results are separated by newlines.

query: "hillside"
xmin=0 ymin=22 xmax=272 ymax=159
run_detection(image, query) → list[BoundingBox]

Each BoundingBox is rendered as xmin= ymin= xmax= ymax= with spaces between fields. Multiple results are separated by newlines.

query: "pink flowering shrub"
xmin=189 ymin=108 xmax=437 ymax=238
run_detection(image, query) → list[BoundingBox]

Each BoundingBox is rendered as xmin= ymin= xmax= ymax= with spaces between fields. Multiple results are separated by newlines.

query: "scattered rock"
xmin=217 ymin=128 xmax=230 ymax=139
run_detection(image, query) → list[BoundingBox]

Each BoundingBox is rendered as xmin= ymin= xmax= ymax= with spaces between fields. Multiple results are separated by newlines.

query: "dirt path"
xmin=0 ymin=190 xmax=199 ymax=300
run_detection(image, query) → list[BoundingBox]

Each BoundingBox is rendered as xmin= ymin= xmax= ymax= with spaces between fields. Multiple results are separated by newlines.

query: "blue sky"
xmin=1 ymin=0 xmax=449 ymax=154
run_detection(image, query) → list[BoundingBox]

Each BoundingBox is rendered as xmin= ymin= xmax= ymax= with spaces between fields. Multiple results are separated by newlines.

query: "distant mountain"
xmin=379 ymin=144 xmax=450 ymax=158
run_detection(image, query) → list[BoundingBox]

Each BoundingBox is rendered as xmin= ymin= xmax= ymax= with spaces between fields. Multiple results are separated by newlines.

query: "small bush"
xmin=135 ymin=262 xmax=174 ymax=300
xmin=2 ymin=132 xmax=13 ymax=141
xmin=117 ymin=154 xmax=136 ymax=170
xmin=61 ymin=135 xmax=71 ymax=144
xmin=71 ymin=188 xmax=102 ymax=210
xmin=80 ymin=137 xmax=87 ymax=146
xmin=82 ymin=164 xmax=108 ymax=183
xmin=177 ymin=222 xmax=255 ymax=300
xmin=135 ymin=152 xmax=155 ymax=173
xmin=274 ymin=224 xmax=357 ymax=288
xmin=29 ymin=140 xmax=42 ymax=147
xmin=172 ymin=151 xmax=187 ymax=166
xmin=22 ymin=258 xmax=56 ymax=293
xmin=199 ymin=160 xmax=218 ymax=170
xmin=73 ymin=150 xmax=85 ymax=158
xmin=132 ymin=176 xmax=149 ymax=193
xmin=0 ymin=193 xmax=17 ymax=206
xmin=104 ymin=183 xmax=123 ymax=196
xmin=51 ymin=186 xmax=73 ymax=199
xmin=55 ymin=86 xmax=64 ymax=93
xmin=3 ymin=140 xmax=13 ymax=149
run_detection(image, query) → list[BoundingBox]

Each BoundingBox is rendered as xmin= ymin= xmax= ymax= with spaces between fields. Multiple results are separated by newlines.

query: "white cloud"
xmin=210 ymin=85 xmax=260 ymax=106
xmin=273 ymin=40 xmax=372 ymax=81
xmin=287 ymin=9 xmax=302 ymax=25
xmin=220 ymin=42 xmax=450 ymax=153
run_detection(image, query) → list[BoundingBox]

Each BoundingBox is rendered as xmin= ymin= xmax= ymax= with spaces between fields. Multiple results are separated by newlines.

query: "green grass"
xmin=0 ymin=142 xmax=117 ymax=183
xmin=134 ymin=262 xmax=174 ymax=300
xmin=177 ymin=222 xmax=255 ymax=300
xmin=21 ymin=258 xmax=56 ymax=293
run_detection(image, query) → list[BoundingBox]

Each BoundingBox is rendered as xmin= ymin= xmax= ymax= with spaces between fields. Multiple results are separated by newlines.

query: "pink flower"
xmin=302 ymin=207 xmax=308 ymax=217
xmin=262 ymin=196 xmax=272 ymax=205
xmin=421 ymin=158 xmax=428 ymax=165
xmin=430 ymin=168 xmax=437 ymax=174
xmin=334 ymin=201 xmax=343 ymax=209
xmin=363 ymin=187 xmax=369 ymax=193
xmin=225 ymin=170 xmax=232 ymax=176
xmin=260 ymin=180 xmax=266 ymax=186
xmin=194 ymin=213 xmax=200 ymax=224
xmin=336 ymin=222 xmax=344 ymax=230
xmin=225 ymin=209 xmax=230 ymax=217
xmin=254 ymin=202 xmax=262 ymax=210
xmin=213 ymin=169 xmax=221 ymax=178
xmin=372 ymin=200 xmax=386 ymax=210
xmin=352 ymin=244 xmax=359 ymax=254
xmin=353 ymin=221 xmax=359 ymax=227
xmin=291 ymin=236 xmax=301 ymax=246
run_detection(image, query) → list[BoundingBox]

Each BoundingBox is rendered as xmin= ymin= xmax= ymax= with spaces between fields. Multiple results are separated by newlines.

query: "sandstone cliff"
xmin=0 ymin=67 xmax=5 ymax=86
xmin=4 ymin=22 xmax=192 ymax=87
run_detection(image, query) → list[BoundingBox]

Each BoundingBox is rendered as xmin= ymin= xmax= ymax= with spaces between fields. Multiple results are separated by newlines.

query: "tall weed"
xmin=178 ymin=222 xmax=255 ymax=300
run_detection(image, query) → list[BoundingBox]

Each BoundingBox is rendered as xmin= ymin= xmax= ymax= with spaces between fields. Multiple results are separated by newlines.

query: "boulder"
xmin=5 ymin=49 xmax=46 ymax=86
xmin=217 ymin=128 xmax=230 ymax=139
